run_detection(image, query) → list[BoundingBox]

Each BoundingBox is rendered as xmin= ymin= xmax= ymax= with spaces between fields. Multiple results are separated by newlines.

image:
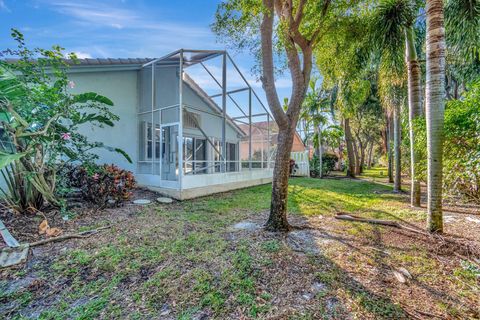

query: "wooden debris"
xmin=0 ymin=244 xmax=29 ymax=268
xmin=334 ymin=214 xmax=428 ymax=236
xmin=29 ymin=226 xmax=111 ymax=247
xmin=393 ymin=270 xmax=407 ymax=283
xmin=397 ymin=267 xmax=412 ymax=279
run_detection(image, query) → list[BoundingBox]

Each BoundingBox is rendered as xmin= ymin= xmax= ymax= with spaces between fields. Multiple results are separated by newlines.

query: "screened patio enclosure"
xmin=136 ymin=49 xmax=277 ymax=198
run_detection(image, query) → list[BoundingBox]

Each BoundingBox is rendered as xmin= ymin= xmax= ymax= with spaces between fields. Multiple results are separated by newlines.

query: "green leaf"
xmin=0 ymin=152 xmax=25 ymax=170
xmin=0 ymin=64 xmax=27 ymax=105
xmin=0 ymin=111 xmax=12 ymax=123
xmin=114 ymin=148 xmax=133 ymax=164
xmin=72 ymin=92 xmax=114 ymax=106
xmin=78 ymin=113 xmax=115 ymax=126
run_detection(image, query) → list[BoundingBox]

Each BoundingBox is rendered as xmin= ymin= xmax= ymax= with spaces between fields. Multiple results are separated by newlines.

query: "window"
xmin=226 ymin=142 xmax=238 ymax=172
xmin=143 ymin=122 xmax=160 ymax=160
xmin=183 ymin=137 xmax=207 ymax=174
xmin=211 ymin=140 xmax=238 ymax=173
xmin=183 ymin=111 xmax=200 ymax=129
xmin=213 ymin=139 xmax=222 ymax=172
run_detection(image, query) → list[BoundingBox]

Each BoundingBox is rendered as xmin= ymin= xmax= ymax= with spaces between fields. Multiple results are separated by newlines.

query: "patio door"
xmin=161 ymin=124 xmax=179 ymax=181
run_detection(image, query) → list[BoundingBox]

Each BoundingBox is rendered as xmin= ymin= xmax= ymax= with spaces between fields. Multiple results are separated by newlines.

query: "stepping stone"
xmin=232 ymin=221 xmax=261 ymax=231
xmin=0 ymin=245 xmax=29 ymax=268
xmin=133 ymin=199 xmax=151 ymax=205
xmin=156 ymin=197 xmax=173 ymax=204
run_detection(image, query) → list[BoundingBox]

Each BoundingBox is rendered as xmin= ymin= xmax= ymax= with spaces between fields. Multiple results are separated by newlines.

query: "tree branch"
xmin=261 ymin=0 xmax=288 ymax=129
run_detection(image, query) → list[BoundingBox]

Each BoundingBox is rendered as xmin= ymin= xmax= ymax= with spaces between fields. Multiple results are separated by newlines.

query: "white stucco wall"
xmin=68 ymin=70 xmax=138 ymax=172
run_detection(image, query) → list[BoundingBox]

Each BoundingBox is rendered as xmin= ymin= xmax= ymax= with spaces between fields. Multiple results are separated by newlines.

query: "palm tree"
xmin=371 ymin=0 xmax=422 ymax=201
xmin=425 ymin=0 xmax=446 ymax=233
xmin=300 ymin=79 xmax=330 ymax=178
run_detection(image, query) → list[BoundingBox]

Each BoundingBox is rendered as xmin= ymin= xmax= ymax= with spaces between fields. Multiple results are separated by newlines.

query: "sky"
xmin=0 ymin=0 xmax=293 ymax=110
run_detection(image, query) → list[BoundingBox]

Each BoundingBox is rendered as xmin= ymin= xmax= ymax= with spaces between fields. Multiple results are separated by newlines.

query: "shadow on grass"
xmin=286 ymin=186 xmax=476 ymax=319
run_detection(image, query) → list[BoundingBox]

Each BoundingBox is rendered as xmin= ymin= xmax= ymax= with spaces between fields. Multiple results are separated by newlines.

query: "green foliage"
xmin=444 ymin=0 xmax=480 ymax=93
xmin=0 ymin=30 xmax=131 ymax=211
xmin=0 ymin=163 xmax=43 ymax=212
xmin=310 ymin=154 xmax=338 ymax=177
xmin=414 ymin=81 xmax=480 ymax=203
xmin=369 ymin=0 xmax=415 ymax=74
xmin=445 ymin=0 xmax=480 ymax=65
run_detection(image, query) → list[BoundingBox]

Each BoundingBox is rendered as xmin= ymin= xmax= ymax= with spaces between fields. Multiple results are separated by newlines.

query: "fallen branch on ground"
xmin=334 ymin=214 xmax=428 ymax=236
xmin=29 ymin=226 xmax=111 ymax=247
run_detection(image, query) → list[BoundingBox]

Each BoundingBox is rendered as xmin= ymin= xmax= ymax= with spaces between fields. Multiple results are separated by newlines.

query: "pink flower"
xmin=92 ymin=173 xmax=100 ymax=180
xmin=68 ymin=81 xmax=75 ymax=89
xmin=61 ymin=132 xmax=71 ymax=140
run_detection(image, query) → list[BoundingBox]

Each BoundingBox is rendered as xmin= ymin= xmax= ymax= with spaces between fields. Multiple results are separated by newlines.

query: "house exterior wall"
xmin=182 ymin=81 xmax=240 ymax=143
xmin=68 ymin=69 xmax=139 ymax=172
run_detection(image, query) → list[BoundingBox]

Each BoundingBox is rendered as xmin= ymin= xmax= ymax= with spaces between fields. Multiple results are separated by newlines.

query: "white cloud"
xmin=39 ymin=0 xmax=216 ymax=57
xmin=47 ymin=1 xmax=137 ymax=29
xmin=0 ymin=0 xmax=11 ymax=12
xmin=71 ymin=51 xmax=92 ymax=59
xmin=45 ymin=1 xmax=213 ymax=38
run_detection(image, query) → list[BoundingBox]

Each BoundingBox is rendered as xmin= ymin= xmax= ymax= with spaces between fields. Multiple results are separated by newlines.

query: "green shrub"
xmin=414 ymin=81 xmax=480 ymax=204
xmin=310 ymin=154 xmax=338 ymax=177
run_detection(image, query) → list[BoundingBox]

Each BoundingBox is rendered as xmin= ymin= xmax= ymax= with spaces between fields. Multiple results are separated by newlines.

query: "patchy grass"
xmin=1 ymin=170 xmax=479 ymax=319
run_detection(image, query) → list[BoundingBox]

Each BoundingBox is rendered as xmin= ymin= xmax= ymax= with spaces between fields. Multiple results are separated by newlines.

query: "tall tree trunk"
xmin=352 ymin=139 xmax=360 ymax=175
xmin=425 ymin=0 xmax=446 ymax=233
xmin=266 ymin=127 xmax=296 ymax=231
xmin=259 ymin=0 xmax=316 ymax=232
xmin=359 ymin=139 xmax=365 ymax=174
xmin=367 ymin=140 xmax=374 ymax=169
xmin=338 ymin=142 xmax=344 ymax=171
xmin=318 ymin=126 xmax=323 ymax=178
xmin=387 ymin=116 xmax=394 ymax=183
xmin=405 ymin=26 xmax=422 ymax=207
xmin=344 ymin=118 xmax=356 ymax=178
xmin=393 ymin=102 xmax=402 ymax=192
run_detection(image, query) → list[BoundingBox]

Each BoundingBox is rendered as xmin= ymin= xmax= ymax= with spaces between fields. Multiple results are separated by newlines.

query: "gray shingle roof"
xmin=65 ymin=58 xmax=154 ymax=66
xmin=3 ymin=58 xmax=154 ymax=66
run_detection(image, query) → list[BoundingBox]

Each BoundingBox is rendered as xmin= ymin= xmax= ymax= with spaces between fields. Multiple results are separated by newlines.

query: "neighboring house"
xmin=60 ymin=50 xmax=276 ymax=199
xmin=238 ymin=121 xmax=309 ymax=175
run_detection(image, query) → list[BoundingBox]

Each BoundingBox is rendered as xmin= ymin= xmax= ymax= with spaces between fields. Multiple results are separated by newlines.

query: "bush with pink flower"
xmin=0 ymin=30 xmax=131 ymax=212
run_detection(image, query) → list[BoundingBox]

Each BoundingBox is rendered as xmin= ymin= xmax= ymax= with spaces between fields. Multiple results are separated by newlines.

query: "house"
xmin=237 ymin=121 xmax=309 ymax=176
xmin=238 ymin=121 xmax=306 ymax=161
xmin=63 ymin=50 xmax=276 ymax=199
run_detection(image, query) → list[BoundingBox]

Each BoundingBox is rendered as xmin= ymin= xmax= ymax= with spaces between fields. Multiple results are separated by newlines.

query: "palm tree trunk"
xmin=387 ymin=115 xmax=394 ymax=183
xmin=359 ymin=139 xmax=365 ymax=174
xmin=344 ymin=118 xmax=356 ymax=178
xmin=367 ymin=140 xmax=374 ymax=169
xmin=353 ymin=138 xmax=361 ymax=176
xmin=405 ymin=26 xmax=422 ymax=206
xmin=318 ymin=126 xmax=323 ymax=178
xmin=425 ymin=0 xmax=446 ymax=233
xmin=393 ymin=102 xmax=402 ymax=192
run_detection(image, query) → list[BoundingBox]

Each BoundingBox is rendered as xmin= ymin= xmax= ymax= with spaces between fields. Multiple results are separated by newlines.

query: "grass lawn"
xmin=1 ymin=170 xmax=479 ymax=319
